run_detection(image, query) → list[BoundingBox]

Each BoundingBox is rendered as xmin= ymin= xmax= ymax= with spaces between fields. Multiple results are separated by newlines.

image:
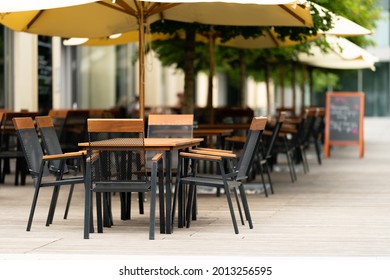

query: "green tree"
xmin=149 ymin=1 xmax=381 ymax=118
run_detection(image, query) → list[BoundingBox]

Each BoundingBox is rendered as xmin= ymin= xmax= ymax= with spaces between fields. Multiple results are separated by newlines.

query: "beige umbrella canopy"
xmin=298 ymin=36 xmax=378 ymax=71
xmin=220 ymin=3 xmax=372 ymax=49
xmin=0 ymin=0 xmax=313 ymax=119
xmin=0 ymin=0 xmax=96 ymax=12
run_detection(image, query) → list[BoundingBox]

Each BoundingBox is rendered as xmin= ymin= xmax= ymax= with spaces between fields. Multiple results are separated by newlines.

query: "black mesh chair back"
xmin=147 ymin=114 xmax=193 ymax=169
xmin=176 ymin=116 xmax=267 ymax=234
xmin=13 ymin=117 xmax=86 ymax=234
xmin=264 ymin=112 xmax=286 ymax=159
xmin=300 ymin=108 xmax=317 ymax=148
xmin=14 ymin=118 xmax=51 ymax=180
xmin=48 ymin=109 xmax=68 ymax=137
xmin=36 ymin=116 xmax=69 ymax=173
xmin=59 ymin=110 xmax=89 ymax=152
xmin=236 ymin=117 xmax=267 ymax=181
xmin=0 ymin=111 xmax=41 ymax=185
xmin=311 ymin=108 xmax=325 ymax=164
xmin=86 ymin=118 xmax=162 ymax=240
xmin=36 ymin=115 xmax=87 ymax=219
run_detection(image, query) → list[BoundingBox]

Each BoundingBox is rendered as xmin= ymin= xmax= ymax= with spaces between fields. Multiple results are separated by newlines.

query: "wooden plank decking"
xmin=0 ymin=118 xmax=389 ymax=278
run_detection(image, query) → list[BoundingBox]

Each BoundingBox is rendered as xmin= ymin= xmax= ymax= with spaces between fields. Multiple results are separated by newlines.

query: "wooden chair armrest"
xmin=151 ymin=152 xmax=163 ymax=162
xmin=86 ymin=151 xmax=100 ymax=163
xmin=194 ymin=147 xmax=233 ymax=154
xmin=179 ymin=151 xmax=222 ymax=161
xmin=189 ymin=148 xmax=236 ymax=158
xmin=43 ymin=150 xmax=86 ymax=160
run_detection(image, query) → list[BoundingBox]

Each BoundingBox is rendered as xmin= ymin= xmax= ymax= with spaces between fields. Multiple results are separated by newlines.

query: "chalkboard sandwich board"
xmin=324 ymin=92 xmax=364 ymax=158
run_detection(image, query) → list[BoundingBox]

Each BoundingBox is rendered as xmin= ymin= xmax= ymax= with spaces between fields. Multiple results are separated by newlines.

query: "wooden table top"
xmin=79 ymin=137 xmax=203 ymax=150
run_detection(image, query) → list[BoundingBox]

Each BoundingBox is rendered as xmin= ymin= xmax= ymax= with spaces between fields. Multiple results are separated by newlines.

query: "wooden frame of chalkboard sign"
xmin=324 ymin=92 xmax=364 ymax=158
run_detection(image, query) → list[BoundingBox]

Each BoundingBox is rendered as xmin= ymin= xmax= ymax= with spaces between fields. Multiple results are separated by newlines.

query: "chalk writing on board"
xmin=329 ymin=96 xmax=360 ymax=141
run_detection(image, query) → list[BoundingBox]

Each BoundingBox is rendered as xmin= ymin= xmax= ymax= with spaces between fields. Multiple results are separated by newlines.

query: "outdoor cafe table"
xmin=194 ymin=128 xmax=233 ymax=149
xmin=79 ymin=137 xmax=203 ymax=235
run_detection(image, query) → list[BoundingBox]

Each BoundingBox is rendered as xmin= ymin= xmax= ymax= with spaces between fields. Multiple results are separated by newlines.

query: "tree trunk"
xmin=265 ymin=63 xmax=271 ymax=116
xmin=291 ymin=62 xmax=297 ymax=114
xmin=182 ymin=28 xmax=196 ymax=115
xmin=300 ymin=63 xmax=306 ymax=115
xmin=279 ymin=64 xmax=285 ymax=108
xmin=239 ymin=50 xmax=246 ymax=109
xmin=207 ymin=33 xmax=216 ymax=124
xmin=308 ymin=66 xmax=314 ymax=108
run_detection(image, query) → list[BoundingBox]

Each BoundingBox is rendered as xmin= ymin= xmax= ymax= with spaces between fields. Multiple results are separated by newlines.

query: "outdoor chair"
xmin=223 ymin=113 xmax=286 ymax=197
xmin=0 ymin=111 xmax=41 ymax=185
xmin=269 ymin=110 xmax=315 ymax=181
xmin=12 ymin=117 xmax=86 ymax=232
xmin=253 ymin=111 xmax=287 ymax=196
xmin=84 ymin=118 xmax=164 ymax=240
xmin=58 ymin=110 xmax=89 ymax=153
xmin=295 ymin=108 xmax=317 ymax=173
xmin=174 ymin=116 xmax=268 ymax=234
xmin=36 ymin=115 xmax=85 ymax=220
xmin=310 ymin=107 xmax=325 ymax=165
xmin=147 ymin=113 xmax=194 ymax=171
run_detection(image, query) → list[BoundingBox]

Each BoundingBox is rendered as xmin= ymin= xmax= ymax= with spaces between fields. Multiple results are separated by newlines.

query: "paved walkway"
xmin=0 ymin=117 xmax=389 ymax=278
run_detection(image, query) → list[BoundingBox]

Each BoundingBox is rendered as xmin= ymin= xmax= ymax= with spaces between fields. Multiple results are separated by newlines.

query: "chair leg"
xmin=160 ymin=174 xmax=166 ymax=234
xmin=185 ymin=183 xmax=195 ymax=228
xmin=233 ymin=187 xmax=245 ymax=225
xmin=63 ymin=184 xmax=75 ymax=219
xmin=314 ymin=139 xmax=322 ymax=165
xmin=264 ymin=162 xmax=274 ymax=194
xmin=223 ymin=184 xmax=239 ymax=234
xmin=103 ymin=192 xmax=112 ymax=227
xmin=138 ymin=192 xmax=144 ymax=214
xmin=96 ymin=192 xmax=103 ymax=233
xmin=46 ymin=186 xmax=60 ymax=226
xmin=26 ymin=186 xmax=40 ymax=231
xmin=258 ymin=164 xmax=268 ymax=197
xmin=14 ymin=158 xmax=20 ymax=186
xmin=120 ymin=192 xmax=129 ymax=220
xmin=191 ymin=185 xmax=197 ymax=221
xmin=299 ymin=146 xmax=309 ymax=174
xmin=286 ymin=150 xmax=297 ymax=182
xmin=238 ymin=184 xmax=253 ymax=229
xmin=149 ymin=177 xmax=157 ymax=241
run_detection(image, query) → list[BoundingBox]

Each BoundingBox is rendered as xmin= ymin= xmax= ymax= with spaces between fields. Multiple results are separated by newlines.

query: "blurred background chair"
xmin=0 ymin=111 xmax=40 ymax=185
xmin=58 ymin=110 xmax=89 ymax=153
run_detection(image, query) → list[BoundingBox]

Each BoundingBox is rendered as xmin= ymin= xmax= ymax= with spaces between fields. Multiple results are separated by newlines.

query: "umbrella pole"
xmin=138 ymin=3 xmax=145 ymax=120
xmin=207 ymin=33 xmax=216 ymax=124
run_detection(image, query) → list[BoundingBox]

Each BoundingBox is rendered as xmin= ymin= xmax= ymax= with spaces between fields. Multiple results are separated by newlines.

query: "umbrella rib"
xmin=147 ymin=3 xmax=180 ymax=17
xmin=26 ymin=10 xmax=44 ymax=30
xmin=267 ymin=29 xmax=280 ymax=47
xmin=98 ymin=0 xmax=137 ymax=17
xmin=279 ymin=4 xmax=309 ymax=26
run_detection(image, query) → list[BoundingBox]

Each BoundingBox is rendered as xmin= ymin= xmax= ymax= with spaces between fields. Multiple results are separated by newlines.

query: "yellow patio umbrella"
xmin=298 ymin=36 xmax=378 ymax=71
xmin=0 ymin=0 xmax=313 ymax=119
xmin=64 ymin=32 xmax=177 ymax=46
xmin=0 ymin=0 xmax=96 ymax=12
xmin=220 ymin=3 xmax=372 ymax=49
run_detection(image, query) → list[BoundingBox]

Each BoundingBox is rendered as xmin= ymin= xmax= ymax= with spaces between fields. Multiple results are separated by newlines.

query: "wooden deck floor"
xmin=0 ymin=118 xmax=390 ymax=278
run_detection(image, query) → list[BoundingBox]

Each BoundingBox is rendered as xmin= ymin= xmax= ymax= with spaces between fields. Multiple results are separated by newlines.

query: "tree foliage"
xmin=148 ymin=1 xmax=382 ymax=113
